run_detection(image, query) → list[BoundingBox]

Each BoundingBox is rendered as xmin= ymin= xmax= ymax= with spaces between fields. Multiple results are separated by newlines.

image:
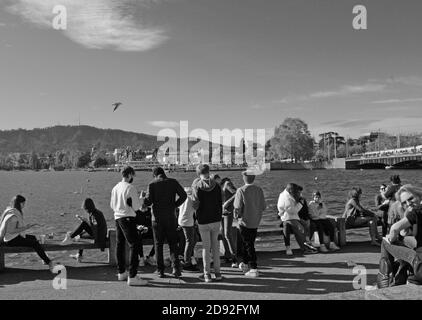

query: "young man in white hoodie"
xmin=110 ymin=166 xmax=148 ymax=286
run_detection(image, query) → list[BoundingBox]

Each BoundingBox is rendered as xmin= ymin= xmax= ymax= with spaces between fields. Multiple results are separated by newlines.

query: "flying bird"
xmin=112 ymin=102 xmax=122 ymax=112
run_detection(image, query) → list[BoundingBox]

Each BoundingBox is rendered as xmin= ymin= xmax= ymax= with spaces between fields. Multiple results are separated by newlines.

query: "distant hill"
xmin=0 ymin=126 xmax=161 ymax=154
xmin=0 ymin=125 xmax=235 ymax=155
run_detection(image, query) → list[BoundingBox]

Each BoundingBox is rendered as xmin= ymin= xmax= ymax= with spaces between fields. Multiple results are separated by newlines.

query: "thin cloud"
xmin=276 ymin=83 xmax=386 ymax=104
xmin=386 ymin=76 xmax=422 ymax=87
xmin=148 ymin=121 xmax=180 ymax=128
xmin=372 ymin=98 xmax=422 ymax=104
xmin=5 ymin=0 xmax=168 ymax=52
xmin=310 ymin=84 xmax=386 ymax=99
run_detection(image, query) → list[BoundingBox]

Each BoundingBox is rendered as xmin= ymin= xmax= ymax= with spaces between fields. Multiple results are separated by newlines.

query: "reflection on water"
xmin=0 ymin=169 xmax=421 ymax=236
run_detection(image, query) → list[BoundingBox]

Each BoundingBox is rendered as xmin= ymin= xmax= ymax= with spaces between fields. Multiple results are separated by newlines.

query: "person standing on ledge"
xmin=234 ymin=171 xmax=266 ymax=277
xmin=142 ymin=166 xmax=187 ymax=278
xmin=110 ymin=166 xmax=148 ymax=286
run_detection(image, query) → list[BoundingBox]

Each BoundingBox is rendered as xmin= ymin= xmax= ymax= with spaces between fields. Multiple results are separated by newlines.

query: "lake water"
xmin=1 ymin=169 xmax=421 ymax=237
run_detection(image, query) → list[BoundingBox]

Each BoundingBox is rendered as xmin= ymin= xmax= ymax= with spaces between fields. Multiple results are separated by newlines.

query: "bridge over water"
xmin=346 ymin=152 xmax=422 ymax=169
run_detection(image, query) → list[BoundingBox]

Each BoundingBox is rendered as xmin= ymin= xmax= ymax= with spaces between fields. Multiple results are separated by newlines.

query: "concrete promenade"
xmin=3 ymin=239 xmax=421 ymax=300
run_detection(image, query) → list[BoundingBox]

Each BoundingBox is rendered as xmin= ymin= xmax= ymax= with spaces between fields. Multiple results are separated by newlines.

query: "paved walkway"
xmin=0 ymin=241 xmax=393 ymax=300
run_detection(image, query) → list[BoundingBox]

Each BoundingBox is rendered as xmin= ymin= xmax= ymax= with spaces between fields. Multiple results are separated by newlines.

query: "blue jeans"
xmin=182 ymin=226 xmax=197 ymax=265
xmin=381 ymin=239 xmax=417 ymax=266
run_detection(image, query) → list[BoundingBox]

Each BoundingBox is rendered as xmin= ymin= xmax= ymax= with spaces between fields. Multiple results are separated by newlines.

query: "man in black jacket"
xmin=142 ymin=167 xmax=187 ymax=278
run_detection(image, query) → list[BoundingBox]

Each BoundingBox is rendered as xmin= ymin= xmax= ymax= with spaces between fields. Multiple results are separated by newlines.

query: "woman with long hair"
xmin=377 ymin=184 xmax=422 ymax=287
xmin=277 ymin=183 xmax=316 ymax=256
xmin=0 ymin=195 xmax=54 ymax=272
xmin=221 ymin=178 xmax=239 ymax=267
xmin=343 ymin=187 xmax=382 ymax=246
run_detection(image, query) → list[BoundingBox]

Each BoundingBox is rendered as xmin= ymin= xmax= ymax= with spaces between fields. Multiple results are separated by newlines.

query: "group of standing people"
xmin=109 ymin=164 xmax=266 ymax=286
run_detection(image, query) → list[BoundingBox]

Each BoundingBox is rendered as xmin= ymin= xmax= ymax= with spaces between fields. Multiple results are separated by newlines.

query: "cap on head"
xmin=242 ymin=171 xmax=256 ymax=184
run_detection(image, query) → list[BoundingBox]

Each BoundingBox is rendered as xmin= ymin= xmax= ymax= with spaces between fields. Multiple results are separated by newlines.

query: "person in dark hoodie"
xmin=142 ymin=167 xmax=187 ymax=278
xmin=191 ymin=164 xmax=223 ymax=283
xmin=61 ymin=198 xmax=107 ymax=262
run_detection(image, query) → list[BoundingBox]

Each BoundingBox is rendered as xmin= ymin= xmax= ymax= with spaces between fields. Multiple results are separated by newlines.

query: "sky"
xmin=1 ymin=0 xmax=422 ymax=142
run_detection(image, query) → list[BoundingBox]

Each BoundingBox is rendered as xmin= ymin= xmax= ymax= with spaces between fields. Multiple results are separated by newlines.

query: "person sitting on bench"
xmin=343 ymin=187 xmax=382 ymax=246
xmin=61 ymin=198 xmax=107 ymax=262
xmin=377 ymin=184 xmax=422 ymax=288
xmin=0 ymin=195 xmax=55 ymax=272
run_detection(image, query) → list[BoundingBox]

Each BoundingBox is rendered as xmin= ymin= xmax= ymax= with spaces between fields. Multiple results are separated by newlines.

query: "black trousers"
xmin=116 ymin=217 xmax=140 ymax=278
xmin=138 ymin=231 xmax=155 ymax=258
xmin=6 ymin=235 xmax=51 ymax=264
xmin=239 ymin=226 xmax=258 ymax=269
xmin=152 ymin=217 xmax=180 ymax=272
xmin=310 ymin=219 xmax=335 ymax=243
xmin=71 ymin=221 xmax=94 ymax=256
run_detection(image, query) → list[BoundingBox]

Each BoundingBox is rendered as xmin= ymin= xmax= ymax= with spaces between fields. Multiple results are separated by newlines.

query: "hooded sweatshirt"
xmin=191 ymin=177 xmax=222 ymax=225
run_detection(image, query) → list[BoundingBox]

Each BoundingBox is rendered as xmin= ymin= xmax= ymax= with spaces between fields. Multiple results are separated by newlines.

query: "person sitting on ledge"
xmin=343 ymin=187 xmax=382 ymax=246
xmin=61 ymin=198 xmax=107 ymax=262
xmin=0 ymin=195 xmax=55 ymax=272
xmin=308 ymin=191 xmax=340 ymax=253
xmin=277 ymin=183 xmax=317 ymax=256
xmin=377 ymin=184 xmax=422 ymax=288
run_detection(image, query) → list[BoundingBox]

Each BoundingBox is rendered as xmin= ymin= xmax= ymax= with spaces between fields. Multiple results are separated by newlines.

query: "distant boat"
xmin=385 ymin=166 xmax=393 ymax=170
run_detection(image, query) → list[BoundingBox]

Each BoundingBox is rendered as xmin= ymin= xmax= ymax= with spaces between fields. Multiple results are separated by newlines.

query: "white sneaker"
xmin=139 ymin=257 xmax=145 ymax=267
xmin=245 ymin=269 xmax=259 ymax=277
xmin=286 ymin=247 xmax=293 ymax=256
xmin=70 ymin=253 xmax=82 ymax=262
xmin=145 ymin=256 xmax=157 ymax=266
xmin=60 ymin=232 xmax=73 ymax=246
xmin=191 ymin=257 xmax=197 ymax=266
xmin=239 ymin=262 xmax=249 ymax=273
xmin=329 ymin=242 xmax=340 ymax=251
xmin=48 ymin=261 xmax=56 ymax=273
xmin=117 ymin=272 xmax=128 ymax=281
xmin=319 ymin=244 xmax=329 ymax=253
xmin=231 ymin=262 xmax=239 ymax=268
xmin=128 ymin=276 xmax=149 ymax=286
